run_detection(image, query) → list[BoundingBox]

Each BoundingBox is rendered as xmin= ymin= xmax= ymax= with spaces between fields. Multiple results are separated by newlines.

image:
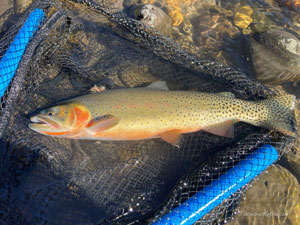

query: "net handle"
xmin=152 ymin=144 xmax=278 ymax=225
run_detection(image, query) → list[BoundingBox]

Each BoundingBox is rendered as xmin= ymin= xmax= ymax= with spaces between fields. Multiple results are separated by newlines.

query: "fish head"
xmin=28 ymin=102 xmax=91 ymax=137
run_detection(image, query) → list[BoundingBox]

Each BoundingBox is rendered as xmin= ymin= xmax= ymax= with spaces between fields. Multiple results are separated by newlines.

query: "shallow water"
xmin=1 ymin=0 xmax=300 ymax=224
xmin=107 ymin=0 xmax=300 ymax=223
xmin=164 ymin=0 xmax=300 ymax=224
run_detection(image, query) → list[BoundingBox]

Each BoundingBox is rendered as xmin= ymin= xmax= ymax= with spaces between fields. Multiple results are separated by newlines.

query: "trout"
xmin=28 ymin=82 xmax=296 ymax=147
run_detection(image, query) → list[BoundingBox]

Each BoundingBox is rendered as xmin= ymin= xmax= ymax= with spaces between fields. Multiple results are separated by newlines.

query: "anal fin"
xmin=159 ymin=129 xmax=182 ymax=147
xmin=203 ymin=120 xmax=235 ymax=138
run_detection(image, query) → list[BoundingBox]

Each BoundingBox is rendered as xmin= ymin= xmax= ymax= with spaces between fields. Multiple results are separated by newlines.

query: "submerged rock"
xmin=125 ymin=4 xmax=172 ymax=35
xmin=279 ymin=0 xmax=300 ymax=12
xmin=250 ymin=29 xmax=300 ymax=84
xmin=14 ymin=0 xmax=32 ymax=13
xmin=192 ymin=10 xmax=240 ymax=55
xmin=131 ymin=0 xmax=217 ymax=27
xmin=279 ymin=99 xmax=300 ymax=183
xmin=228 ymin=165 xmax=300 ymax=225
xmin=0 ymin=0 xmax=12 ymax=15
xmin=234 ymin=5 xmax=254 ymax=29
xmin=287 ymin=201 xmax=300 ymax=225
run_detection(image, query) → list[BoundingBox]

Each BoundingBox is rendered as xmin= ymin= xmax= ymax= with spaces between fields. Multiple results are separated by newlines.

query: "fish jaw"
xmin=28 ymin=115 xmax=68 ymax=136
xmin=28 ymin=121 xmax=51 ymax=134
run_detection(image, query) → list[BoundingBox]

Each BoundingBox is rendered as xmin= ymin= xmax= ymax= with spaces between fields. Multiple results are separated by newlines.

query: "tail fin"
xmin=263 ymin=94 xmax=296 ymax=137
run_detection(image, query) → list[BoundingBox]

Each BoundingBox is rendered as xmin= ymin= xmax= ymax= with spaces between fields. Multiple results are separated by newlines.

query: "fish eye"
xmin=46 ymin=109 xmax=56 ymax=116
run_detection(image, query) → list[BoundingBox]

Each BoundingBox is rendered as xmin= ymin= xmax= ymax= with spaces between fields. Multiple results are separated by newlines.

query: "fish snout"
xmin=29 ymin=115 xmax=61 ymax=130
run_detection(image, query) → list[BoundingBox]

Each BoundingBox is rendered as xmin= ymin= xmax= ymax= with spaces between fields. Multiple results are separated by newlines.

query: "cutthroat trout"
xmin=29 ymin=82 xmax=296 ymax=147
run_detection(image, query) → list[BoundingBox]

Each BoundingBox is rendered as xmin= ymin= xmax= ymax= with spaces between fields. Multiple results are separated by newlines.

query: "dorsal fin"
xmin=218 ymin=92 xmax=235 ymax=98
xmin=146 ymin=81 xmax=169 ymax=90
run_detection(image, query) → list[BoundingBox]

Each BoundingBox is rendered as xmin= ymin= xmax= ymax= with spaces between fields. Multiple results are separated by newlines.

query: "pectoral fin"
xmin=203 ymin=121 xmax=235 ymax=138
xmin=159 ymin=129 xmax=182 ymax=147
xmin=86 ymin=114 xmax=119 ymax=135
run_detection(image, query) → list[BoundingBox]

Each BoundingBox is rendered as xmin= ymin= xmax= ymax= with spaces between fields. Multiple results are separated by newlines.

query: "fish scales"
xmin=77 ymin=89 xmax=260 ymax=135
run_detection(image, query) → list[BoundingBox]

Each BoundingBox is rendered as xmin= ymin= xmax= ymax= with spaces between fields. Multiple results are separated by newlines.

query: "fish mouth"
xmin=29 ymin=116 xmax=60 ymax=130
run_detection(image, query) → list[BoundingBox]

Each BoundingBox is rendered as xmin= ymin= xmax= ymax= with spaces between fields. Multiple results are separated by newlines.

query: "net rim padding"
xmin=0 ymin=4 xmax=65 ymax=138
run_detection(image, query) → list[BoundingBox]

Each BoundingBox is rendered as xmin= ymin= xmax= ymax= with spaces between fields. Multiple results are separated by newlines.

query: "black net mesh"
xmin=0 ymin=0 xmax=297 ymax=224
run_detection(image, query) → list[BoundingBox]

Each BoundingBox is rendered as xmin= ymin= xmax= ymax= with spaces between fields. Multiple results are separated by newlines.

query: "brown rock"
xmin=228 ymin=165 xmax=300 ymax=225
xmin=287 ymin=202 xmax=300 ymax=225
xmin=234 ymin=5 xmax=254 ymax=29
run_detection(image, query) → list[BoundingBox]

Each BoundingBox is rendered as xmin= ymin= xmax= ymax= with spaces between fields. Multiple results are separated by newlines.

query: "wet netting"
xmin=0 ymin=0 xmax=297 ymax=224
